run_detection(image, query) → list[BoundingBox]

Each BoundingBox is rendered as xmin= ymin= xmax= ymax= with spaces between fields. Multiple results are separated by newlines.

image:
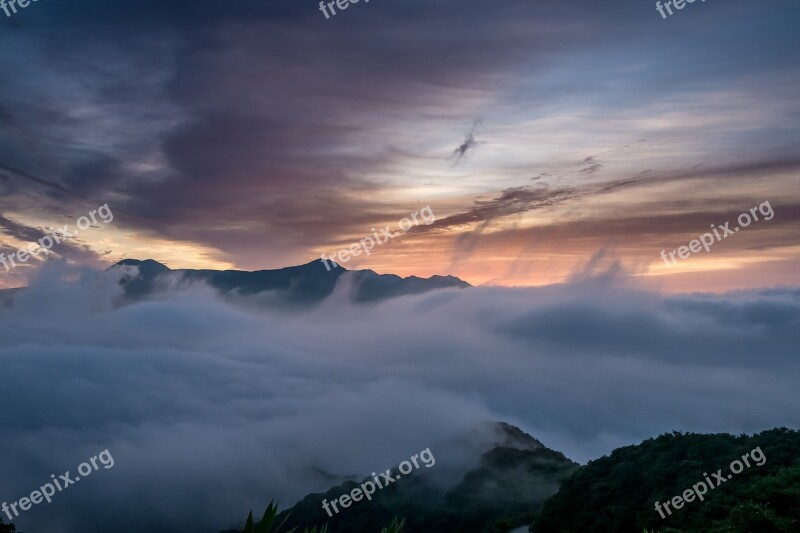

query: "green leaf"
xmin=244 ymin=510 xmax=254 ymax=533
xmin=380 ymin=517 xmax=406 ymax=533
xmin=256 ymin=501 xmax=277 ymax=533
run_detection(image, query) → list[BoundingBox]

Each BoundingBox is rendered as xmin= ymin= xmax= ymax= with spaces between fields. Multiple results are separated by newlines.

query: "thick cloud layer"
xmin=0 ymin=263 xmax=798 ymax=532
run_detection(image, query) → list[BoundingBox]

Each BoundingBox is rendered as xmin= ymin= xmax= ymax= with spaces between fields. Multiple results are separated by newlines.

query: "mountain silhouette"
xmin=112 ymin=259 xmax=470 ymax=304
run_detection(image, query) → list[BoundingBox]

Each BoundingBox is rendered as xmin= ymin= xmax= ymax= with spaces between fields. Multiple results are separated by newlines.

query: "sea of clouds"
xmin=0 ymin=261 xmax=798 ymax=532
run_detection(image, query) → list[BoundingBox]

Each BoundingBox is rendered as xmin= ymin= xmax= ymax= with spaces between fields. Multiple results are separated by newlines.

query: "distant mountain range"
xmin=111 ymin=259 xmax=470 ymax=304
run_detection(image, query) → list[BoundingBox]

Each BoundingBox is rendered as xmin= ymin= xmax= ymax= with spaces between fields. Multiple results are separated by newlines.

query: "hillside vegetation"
xmin=535 ymin=428 xmax=800 ymax=533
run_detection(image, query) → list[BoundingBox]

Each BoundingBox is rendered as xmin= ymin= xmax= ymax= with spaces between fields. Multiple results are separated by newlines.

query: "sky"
xmin=1 ymin=0 xmax=799 ymax=290
xmin=2 ymin=4 xmax=800 ymax=531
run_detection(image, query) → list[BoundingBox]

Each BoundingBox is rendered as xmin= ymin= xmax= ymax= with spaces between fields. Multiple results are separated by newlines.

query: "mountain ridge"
xmin=111 ymin=258 xmax=470 ymax=304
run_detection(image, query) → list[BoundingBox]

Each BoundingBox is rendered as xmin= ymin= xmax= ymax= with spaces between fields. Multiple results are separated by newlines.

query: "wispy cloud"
xmin=450 ymin=120 xmax=484 ymax=164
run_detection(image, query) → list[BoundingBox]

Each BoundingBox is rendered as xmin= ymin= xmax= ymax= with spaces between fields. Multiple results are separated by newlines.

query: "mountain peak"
xmin=113 ymin=258 xmax=170 ymax=269
xmin=294 ymin=259 xmax=347 ymax=272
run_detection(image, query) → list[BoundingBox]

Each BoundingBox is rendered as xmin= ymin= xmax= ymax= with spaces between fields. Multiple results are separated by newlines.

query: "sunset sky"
xmin=1 ymin=0 xmax=799 ymax=291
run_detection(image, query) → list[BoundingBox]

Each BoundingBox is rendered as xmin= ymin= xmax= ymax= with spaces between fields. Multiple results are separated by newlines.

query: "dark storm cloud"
xmin=0 ymin=0 xmax=798 ymax=272
xmin=60 ymin=154 xmax=127 ymax=195
xmin=0 ymin=163 xmax=87 ymax=204
xmin=0 ymin=104 xmax=12 ymax=123
xmin=0 ymin=213 xmax=45 ymax=243
xmin=0 ymin=0 xmax=655 ymax=262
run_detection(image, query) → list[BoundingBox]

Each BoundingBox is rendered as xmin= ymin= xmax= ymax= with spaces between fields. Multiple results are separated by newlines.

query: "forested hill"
xmin=535 ymin=427 xmax=800 ymax=533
